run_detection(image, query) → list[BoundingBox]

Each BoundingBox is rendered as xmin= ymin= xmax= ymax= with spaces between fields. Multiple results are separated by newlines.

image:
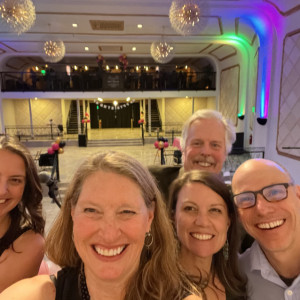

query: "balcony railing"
xmin=1 ymin=70 xmax=216 ymax=92
xmin=5 ymin=125 xmax=63 ymax=140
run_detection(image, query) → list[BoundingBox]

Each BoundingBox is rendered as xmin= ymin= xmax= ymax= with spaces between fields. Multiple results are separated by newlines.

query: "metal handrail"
xmin=5 ymin=125 xmax=62 ymax=140
xmin=0 ymin=70 xmax=216 ymax=92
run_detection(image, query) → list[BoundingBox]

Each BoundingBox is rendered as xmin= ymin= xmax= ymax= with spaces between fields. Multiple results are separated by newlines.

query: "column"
xmin=28 ymin=98 xmax=34 ymax=138
xmin=148 ymin=99 xmax=151 ymax=136
xmin=0 ymin=83 xmax=4 ymax=134
xmin=77 ymin=99 xmax=81 ymax=134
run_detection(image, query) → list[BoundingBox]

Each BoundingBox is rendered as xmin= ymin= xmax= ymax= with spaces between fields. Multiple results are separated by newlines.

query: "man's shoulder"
xmin=238 ymin=241 xmax=259 ymax=272
xmin=148 ymin=165 xmax=183 ymax=201
xmin=239 ymin=246 xmax=252 ymax=265
xmin=148 ymin=165 xmax=181 ymax=176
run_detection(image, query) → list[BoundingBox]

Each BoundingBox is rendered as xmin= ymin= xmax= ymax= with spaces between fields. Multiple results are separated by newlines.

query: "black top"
xmin=0 ymin=226 xmax=31 ymax=256
xmin=148 ymin=165 xmax=181 ymax=203
xmin=55 ymin=267 xmax=81 ymax=300
xmin=54 ymin=267 xmax=195 ymax=300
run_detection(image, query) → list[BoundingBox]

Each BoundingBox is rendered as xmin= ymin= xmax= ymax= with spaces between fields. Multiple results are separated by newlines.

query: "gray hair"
xmin=181 ymin=109 xmax=236 ymax=154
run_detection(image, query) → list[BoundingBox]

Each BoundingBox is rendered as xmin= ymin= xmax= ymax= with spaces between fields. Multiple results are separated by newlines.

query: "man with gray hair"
xmin=149 ymin=109 xmax=236 ymax=201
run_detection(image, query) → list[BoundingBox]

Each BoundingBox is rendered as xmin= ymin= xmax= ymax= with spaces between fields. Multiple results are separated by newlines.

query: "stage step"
xmin=87 ymin=138 xmax=143 ymax=147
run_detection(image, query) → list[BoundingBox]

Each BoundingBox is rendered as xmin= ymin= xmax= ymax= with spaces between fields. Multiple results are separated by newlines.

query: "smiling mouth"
xmin=193 ymin=161 xmax=214 ymax=168
xmin=257 ymin=219 xmax=285 ymax=230
xmin=94 ymin=245 xmax=126 ymax=257
xmin=0 ymin=199 xmax=6 ymax=204
xmin=191 ymin=233 xmax=213 ymax=240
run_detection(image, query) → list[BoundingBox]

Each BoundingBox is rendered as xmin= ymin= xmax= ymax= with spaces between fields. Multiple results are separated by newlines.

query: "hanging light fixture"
xmin=169 ymin=0 xmax=209 ymax=36
xmin=44 ymin=40 xmax=65 ymax=63
xmin=150 ymin=37 xmax=175 ymax=64
xmin=0 ymin=0 xmax=36 ymax=35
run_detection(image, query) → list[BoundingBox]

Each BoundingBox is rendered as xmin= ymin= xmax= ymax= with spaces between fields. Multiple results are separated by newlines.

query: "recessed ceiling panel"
xmin=90 ymin=20 xmax=124 ymax=31
xmin=210 ymin=45 xmax=237 ymax=60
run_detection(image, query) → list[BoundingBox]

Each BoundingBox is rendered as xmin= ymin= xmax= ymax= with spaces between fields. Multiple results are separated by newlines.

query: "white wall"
xmin=3 ymin=99 xmax=16 ymax=126
xmin=262 ymin=9 xmax=300 ymax=184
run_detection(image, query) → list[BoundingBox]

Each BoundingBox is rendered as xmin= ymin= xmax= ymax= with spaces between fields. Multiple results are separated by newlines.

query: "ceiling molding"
xmin=209 ymin=45 xmax=237 ymax=61
xmin=263 ymin=1 xmax=300 ymax=16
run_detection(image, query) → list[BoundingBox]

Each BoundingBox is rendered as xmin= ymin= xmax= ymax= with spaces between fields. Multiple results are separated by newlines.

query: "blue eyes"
xmin=266 ymin=190 xmax=280 ymax=196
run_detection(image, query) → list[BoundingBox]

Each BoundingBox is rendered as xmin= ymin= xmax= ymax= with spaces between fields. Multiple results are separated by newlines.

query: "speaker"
xmin=257 ymin=118 xmax=267 ymax=125
xmin=39 ymin=153 xmax=54 ymax=166
xmin=230 ymin=132 xmax=244 ymax=154
xmin=78 ymin=134 xmax=87 ymax=147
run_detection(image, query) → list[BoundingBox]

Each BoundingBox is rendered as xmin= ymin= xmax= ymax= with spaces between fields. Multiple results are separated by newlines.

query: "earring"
xmin=144 ymin=231 xmax=153 ymax=249
xmin=223 ymin=239 xmax=229 ymax=261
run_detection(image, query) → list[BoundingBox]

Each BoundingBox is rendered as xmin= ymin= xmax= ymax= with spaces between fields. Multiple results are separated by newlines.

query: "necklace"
xmin=79 ymin=264 xmax=90 ymax=300
xmin=199 ymin=279 xmax=209 ymax=300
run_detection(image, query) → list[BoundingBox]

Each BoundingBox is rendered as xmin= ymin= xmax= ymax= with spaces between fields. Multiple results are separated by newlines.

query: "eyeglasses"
xmin=233 ymin=183 xmax=293 ymax=209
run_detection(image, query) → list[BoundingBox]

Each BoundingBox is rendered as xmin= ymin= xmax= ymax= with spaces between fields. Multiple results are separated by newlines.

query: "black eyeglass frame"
xmin=233 ymin=182 xmax=293 ymax=209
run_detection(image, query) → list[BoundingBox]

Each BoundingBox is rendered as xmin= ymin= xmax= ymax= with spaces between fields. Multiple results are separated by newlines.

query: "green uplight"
xmin=218 ymin=34 xmax=254 ymax=118
xmin=252 ymin=106 xmax=255 ymax=113
xmin=97 ymin=105 xmax=99 ymax=110
xmin=41 ymin=70 xmax=46 ymax=75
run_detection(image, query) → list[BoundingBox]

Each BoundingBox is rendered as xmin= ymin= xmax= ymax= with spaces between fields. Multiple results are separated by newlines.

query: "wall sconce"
xmin=257 ymin=118 xmax=267 ymax=125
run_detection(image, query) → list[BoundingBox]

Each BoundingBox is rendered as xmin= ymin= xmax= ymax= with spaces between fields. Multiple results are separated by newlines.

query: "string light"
xmin=0 ymin=0 xmax=36 ymax=35
xmin=169 ymin=0 xmax=209 ymax=36
xmin=44 ymin=40 xmax=65 ymax=63
xmin=150 ymin=37 xmax=174 ymax=64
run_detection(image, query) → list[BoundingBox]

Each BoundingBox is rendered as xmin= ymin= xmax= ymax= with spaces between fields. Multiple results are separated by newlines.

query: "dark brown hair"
xmin=169 ymin=170 xmax=247 ymax=299
xmin=0 ymin=136 xmax=45 ymax=247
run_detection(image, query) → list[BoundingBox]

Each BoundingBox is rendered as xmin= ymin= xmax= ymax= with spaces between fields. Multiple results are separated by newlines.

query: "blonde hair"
xmin=46 ymin=151 xmax=197 ymax=300
xmin=181 ymin=109 xmax=236 ymax=154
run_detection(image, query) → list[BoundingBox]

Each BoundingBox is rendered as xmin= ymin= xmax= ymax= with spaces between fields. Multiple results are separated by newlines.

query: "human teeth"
xmin=94 ymin=246 xmax=125 ymax=257
xmin=258 ymin=220 xmax=284 ymax=229
xmin=192 ymin=233 xmax=213 ymax=240
xmin=0 ymin=199 xmax=6 ymax=204
xmin=195 ymin=161 xmax=212 ymax=167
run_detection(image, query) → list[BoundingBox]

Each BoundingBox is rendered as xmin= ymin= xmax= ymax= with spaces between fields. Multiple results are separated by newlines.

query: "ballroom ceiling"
xmin=0 ymin=0 xmax=295 ymax=70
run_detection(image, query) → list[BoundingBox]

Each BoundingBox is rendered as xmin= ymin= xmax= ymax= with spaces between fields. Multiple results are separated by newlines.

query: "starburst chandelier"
xmin=150 ymin=37 xmax=175 ymax=64
xmin=0 ymin=0 xmax=36 ymax=35
xmin=169 ymin=0 xmax=209 ymax=36
xmin=44 ymin=40 xmax=66 ymax=63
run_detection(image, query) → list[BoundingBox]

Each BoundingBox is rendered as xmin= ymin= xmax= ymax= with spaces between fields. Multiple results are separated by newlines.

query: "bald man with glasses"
xmin=232 ymin=158 xmax=300 ymax=300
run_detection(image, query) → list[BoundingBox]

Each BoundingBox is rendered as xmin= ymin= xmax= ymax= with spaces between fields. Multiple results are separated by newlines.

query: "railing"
xmin=5 ymin=125 xmax=63 ymax=140
xmin=0 ymin=70 xmax=216 ymax=92
xmin=151 ymin=122 xmax=183 ymax=145
xmin=224 ymin=147 xmax=265 ymax=177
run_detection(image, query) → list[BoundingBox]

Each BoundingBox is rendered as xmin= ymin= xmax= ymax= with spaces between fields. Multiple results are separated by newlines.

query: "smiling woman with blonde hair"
xmin=1 ymin=151 xmax=201 ymax=300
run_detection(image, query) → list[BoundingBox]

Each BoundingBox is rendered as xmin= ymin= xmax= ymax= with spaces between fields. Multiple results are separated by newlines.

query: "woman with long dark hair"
xmin=0 ymin=136 xmax=45 ymax=292
xmin=169 ymin=170 xmax=247 ymax=300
